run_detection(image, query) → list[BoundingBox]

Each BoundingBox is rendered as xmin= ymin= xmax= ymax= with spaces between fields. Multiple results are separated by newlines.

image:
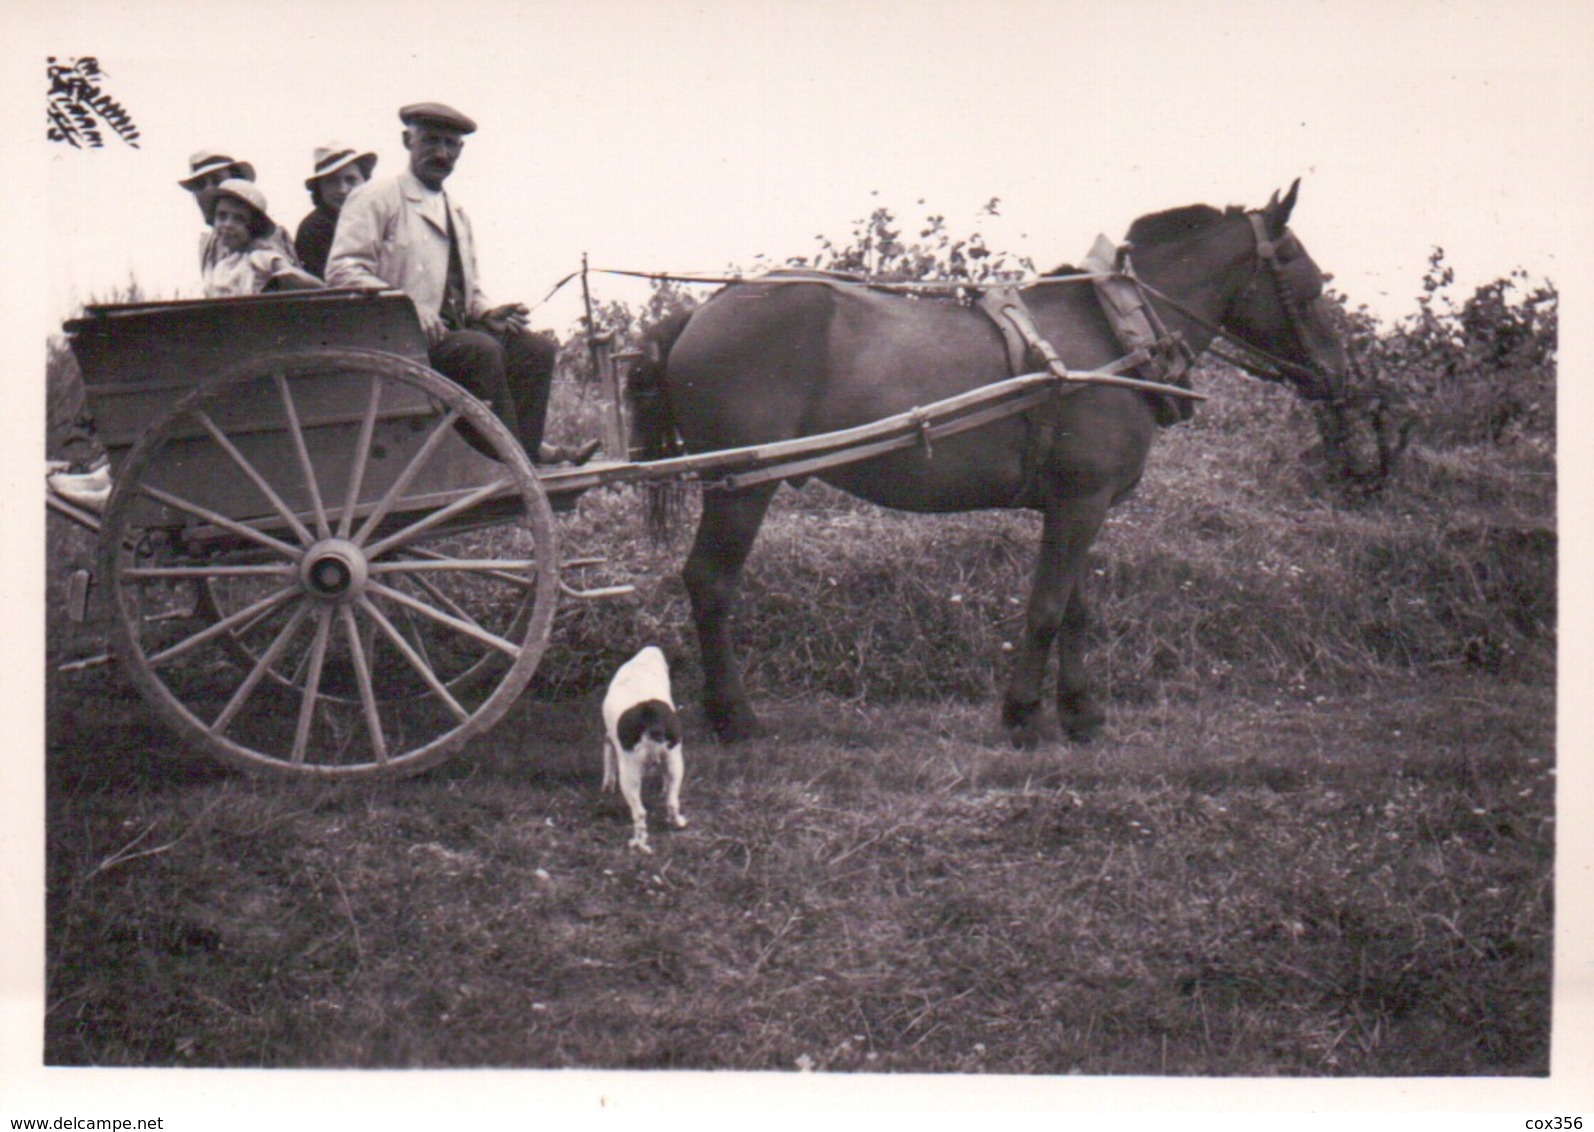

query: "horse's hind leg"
xmin=1003 ymin=496 xmax=1109 ymax=748
xmin=684 ymin=482 xmax=780 ymax=743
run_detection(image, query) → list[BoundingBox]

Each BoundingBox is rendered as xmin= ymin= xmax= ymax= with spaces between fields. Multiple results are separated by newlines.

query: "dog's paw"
xmin=668 ymin=812 xmax=689 ymax=830
xmin=628 ymin=831 xmax=653 ymax=854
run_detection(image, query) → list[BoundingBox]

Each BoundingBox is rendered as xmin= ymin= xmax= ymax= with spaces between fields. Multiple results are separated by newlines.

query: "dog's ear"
xmin=616 ymin=704 xmax=649 ymax=751
xmin=618 ymin=700 xmax=678 ymax=750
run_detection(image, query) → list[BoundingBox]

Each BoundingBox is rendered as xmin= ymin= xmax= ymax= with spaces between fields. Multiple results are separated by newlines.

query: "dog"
xmin=601 ymin=646 xmax=686 ymax=853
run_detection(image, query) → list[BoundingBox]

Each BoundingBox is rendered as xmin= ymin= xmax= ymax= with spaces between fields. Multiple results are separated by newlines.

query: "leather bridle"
xmin=1126 ymin=210 xmax=1345 ymax=400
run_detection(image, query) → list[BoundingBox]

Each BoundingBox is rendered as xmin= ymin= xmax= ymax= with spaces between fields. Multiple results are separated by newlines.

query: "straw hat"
xmin=179 ymin=149 xmax=256 ymax=190
xmin=305 ymin=142 xmax=378 ymax=189
xmin=205 ymin=178 xmax=276 ymax=238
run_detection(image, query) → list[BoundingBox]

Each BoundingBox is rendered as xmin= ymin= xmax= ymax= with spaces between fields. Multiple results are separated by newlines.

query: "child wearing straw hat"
xmin=201 ymin=179 xmax=322 ymax=297
xmin=180 ymin=148 xmax=302 ymax=268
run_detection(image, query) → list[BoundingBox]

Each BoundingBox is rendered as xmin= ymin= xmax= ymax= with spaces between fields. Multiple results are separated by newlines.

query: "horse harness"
xmin=975 ymin=238 xmax=1199 ymax=507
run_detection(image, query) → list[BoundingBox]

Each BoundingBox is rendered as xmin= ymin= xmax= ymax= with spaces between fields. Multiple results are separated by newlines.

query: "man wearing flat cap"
xmin=327 ymin=103 xmax=596 ymax=465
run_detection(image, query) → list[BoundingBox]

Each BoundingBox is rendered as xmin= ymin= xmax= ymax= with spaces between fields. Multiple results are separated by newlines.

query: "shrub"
xmin=1336 ymin=249 xmax=1556 ymax=449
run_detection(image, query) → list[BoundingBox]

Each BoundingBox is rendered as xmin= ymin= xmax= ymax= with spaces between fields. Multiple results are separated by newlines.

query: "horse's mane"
xmin=1039 ymin=204 xmax=1246 ymax=276
xmin=1124 ymin=204 xmax=1245 ymax=248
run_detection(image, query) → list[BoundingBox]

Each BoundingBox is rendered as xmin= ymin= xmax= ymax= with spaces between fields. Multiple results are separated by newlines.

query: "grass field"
xmin=45 ymin=669 xmax=1550 ymax=1074
xmin=39 ymin=274 xmax=1558 ymax=1075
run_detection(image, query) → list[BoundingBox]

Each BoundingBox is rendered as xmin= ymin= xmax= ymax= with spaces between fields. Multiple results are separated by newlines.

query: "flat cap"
xmin=399 ymin=102 xmax=477 ymax=135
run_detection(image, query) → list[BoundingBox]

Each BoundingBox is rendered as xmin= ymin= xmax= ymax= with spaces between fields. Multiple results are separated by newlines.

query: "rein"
xmin=556 ymin=213 xmax=1338 ymax=401
xmin=582 ymin=265 xmax=1090 ymax=295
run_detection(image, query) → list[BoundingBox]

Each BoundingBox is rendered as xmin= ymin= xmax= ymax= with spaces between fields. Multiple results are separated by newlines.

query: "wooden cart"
xmin=50 ymin=287 xmax=1181 ymax=778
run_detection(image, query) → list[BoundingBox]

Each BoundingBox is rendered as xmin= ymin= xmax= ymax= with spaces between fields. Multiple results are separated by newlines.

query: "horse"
xmin=629 ymin=182 xmax=1360 ymax=747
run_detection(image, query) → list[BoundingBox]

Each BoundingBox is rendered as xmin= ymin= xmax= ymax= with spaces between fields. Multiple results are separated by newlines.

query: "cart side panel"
xmin=108 ymin=365 xmax=519 ymax=536
xmin=69 ymin=291 xmax=429 ymax=457
xmin=70 ymin=292 xmax=514 ymax=534
xmin=114 ymin=371 xmax=460 ymax=532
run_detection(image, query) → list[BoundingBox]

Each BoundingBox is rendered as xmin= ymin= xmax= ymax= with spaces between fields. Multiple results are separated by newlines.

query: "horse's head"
xmin=1126 ymin=183 xmax=1408 ymax=492
xmin=1217 ymin=180 xmax=1348 ymax=403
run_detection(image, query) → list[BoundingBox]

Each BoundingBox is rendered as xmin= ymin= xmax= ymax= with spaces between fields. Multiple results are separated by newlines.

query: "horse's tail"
xmin=628 ymin=309 xmax=695 ymax=540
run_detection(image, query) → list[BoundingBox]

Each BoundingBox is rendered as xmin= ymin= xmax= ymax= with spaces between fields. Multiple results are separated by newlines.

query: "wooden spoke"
xmin=366 ymin=579 xmax=522 ymax=658
xmin=137 ymin=482 xmax=303 ymax=561
xmin=123 ymin=563 xmax=296 ymax=580
xmin=339 ymin=604 xmax=387 ymax=764
xmin=209 ymin=603 xmax=311 ymax=736
xmin=368 ymin=557 xmax=539 ymax=576
xmin=403 ymin=569 xmax=488 ymax=629
xmin=337 ymin=374 xmax=385 ymax=538
xmin=357 ymin=595 xmax=471 ymax=723
xmin=384 ymin=544 xmax=539 ymax=589
xmin=191 ymin=407 xmax=314 ymax=546
xmin=204 ymin=577 xmax=291 ymax=647
xmin=398 ymin=603 xmax=434 ymax=673
xmin=362 ymin=477 xmax=512 ymax=560
xmin=275 ymin=372 xmax=332 ymax=541
xmin=350 ymin=405 xmax=463 ymax=547
xmin=289 ymin=606 xmax=334 ymax=767
xmin=145 ymin=584 xmax=298 ymax=666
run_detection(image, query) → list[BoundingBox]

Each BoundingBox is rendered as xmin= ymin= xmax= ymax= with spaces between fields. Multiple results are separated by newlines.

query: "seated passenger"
xmin=328 ymin=102 xmax=598 ymax=465
xmin=295 ymin=142 xmax=377 ymax=280
xmin=201 ymin=180 xmax=322 ymax=297
xmin=180 ymin=149 xmax=301 ymax=266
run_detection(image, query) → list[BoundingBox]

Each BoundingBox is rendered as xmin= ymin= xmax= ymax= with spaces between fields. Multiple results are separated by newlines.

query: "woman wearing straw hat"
xmin=179 ymin=149 xmax=256 ymax=210
xmin=295 ymin=142 xmax=377 ymax=280
xmin=201 ymin=179 xmax=322 ymax=297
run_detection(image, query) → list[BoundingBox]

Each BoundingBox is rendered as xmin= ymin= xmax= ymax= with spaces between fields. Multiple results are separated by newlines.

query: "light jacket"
xmin=198 ymin=227 xmax=318 ymax=296
xmin=202 ymin=242 xmax=317 ymax=297
xmin=326 ymin=169 xmax=489 ymax=320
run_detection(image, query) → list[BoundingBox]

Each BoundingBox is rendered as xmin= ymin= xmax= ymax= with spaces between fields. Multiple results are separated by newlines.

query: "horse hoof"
xmin=709 ymin=705 xmax=764 ymax=745
xmin=1002 ymin=699 xmax=1045 ymax=749
xmin=1008 ymin=723 xmax=1044 ymax=751
xmin=1059 ymin=699 xmax=1106 ymax=743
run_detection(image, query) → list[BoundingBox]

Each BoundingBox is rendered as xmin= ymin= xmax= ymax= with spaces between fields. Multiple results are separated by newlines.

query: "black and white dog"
xmin=601 ymin=646 xmax=686 ymax=853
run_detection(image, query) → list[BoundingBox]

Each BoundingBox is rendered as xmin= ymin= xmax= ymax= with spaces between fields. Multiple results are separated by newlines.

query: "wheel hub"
xmin=300 ymin=539 xmax=369 ymax=601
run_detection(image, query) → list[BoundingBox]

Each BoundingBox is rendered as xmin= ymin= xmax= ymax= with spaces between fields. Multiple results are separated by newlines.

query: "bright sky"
xmin=20 ymin=0 xmax=1590 ymax=336
xmin=5 ymin=0 xmax=1594 ymax=1121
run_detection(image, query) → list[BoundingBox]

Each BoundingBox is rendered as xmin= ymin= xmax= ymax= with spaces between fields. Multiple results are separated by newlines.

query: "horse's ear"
xmin=1266 ymin=179 xmax=1301 ymax=235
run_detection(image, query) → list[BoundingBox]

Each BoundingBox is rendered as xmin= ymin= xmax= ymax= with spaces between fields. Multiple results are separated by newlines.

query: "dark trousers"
xmin=429 ymin=326 xmax=558 ymax=460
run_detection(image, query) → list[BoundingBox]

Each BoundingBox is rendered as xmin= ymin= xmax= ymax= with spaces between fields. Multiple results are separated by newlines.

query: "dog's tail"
xmin=628 ymin=309 xmax=696 ymax=542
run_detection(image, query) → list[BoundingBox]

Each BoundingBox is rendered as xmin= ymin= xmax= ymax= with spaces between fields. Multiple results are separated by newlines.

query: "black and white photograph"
xmin=4 ymin=0 xmax=1590 ymax=1125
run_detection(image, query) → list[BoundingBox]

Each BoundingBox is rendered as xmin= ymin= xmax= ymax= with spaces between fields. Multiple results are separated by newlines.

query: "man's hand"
xmin=478 ymin=302 xmax=530 ymax=335
xmin=418 ymin=307 xmax=448 ymax=346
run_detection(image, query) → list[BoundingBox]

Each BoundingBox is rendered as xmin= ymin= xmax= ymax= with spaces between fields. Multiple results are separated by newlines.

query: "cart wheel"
xmin=100 ymin=348 xmax=558 ymax=778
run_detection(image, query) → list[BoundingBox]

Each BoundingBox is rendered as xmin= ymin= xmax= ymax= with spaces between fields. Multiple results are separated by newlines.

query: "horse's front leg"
xmin=1002 ymin=496 xmax=1109 ymax=748
xmin=683 ymin=482 xmax=779 ymax=743
xmin=1055 ymin=586 xmax=1106 ymax=741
